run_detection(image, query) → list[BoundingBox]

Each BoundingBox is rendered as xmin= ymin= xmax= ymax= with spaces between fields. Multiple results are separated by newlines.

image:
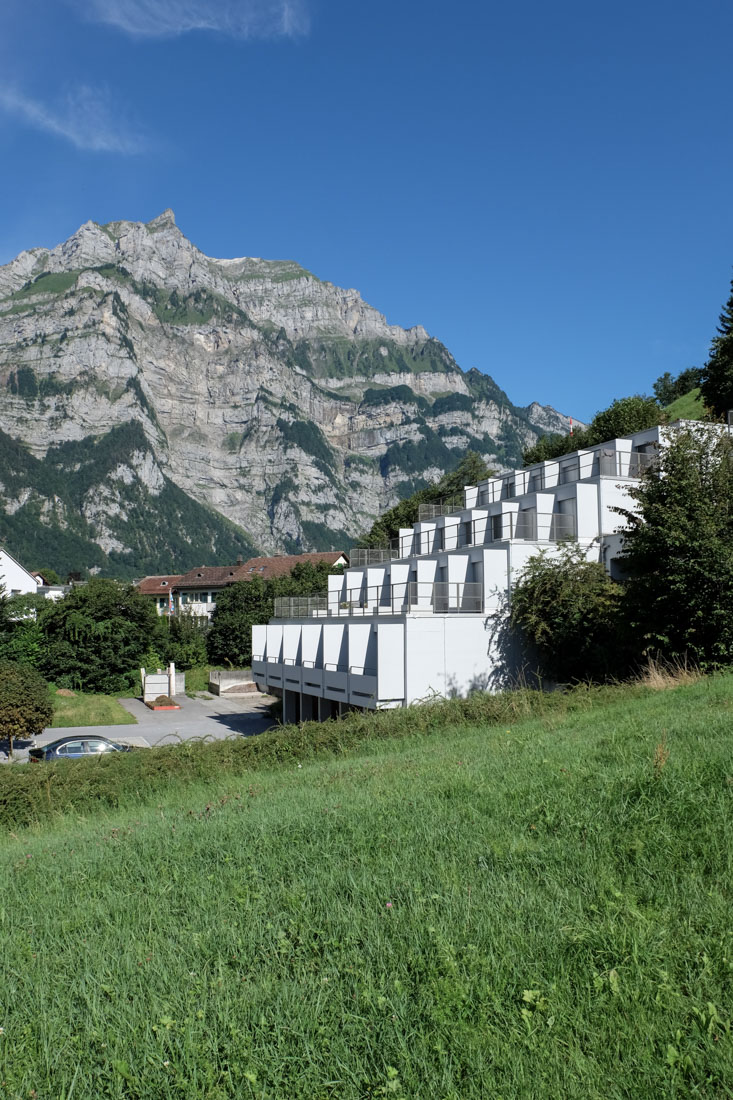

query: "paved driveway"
xmin=3 ymin=692 xmax=277 ymax=761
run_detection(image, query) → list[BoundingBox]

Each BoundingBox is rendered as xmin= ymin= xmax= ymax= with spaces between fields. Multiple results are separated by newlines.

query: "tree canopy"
xmin=616 ymin=426 xmax=733 ymax=668
xmin=0 ymin=660 xmax=53 ymax=755
xmin=38 ymin=578 xmax=167 ymax=693
xmin=653 ymin=367 xmax=702 ymax=407
xmin=699 ymin=274 xmax=733 ymax=419
xmin=522 ymin=395 xmax=663 ymax=466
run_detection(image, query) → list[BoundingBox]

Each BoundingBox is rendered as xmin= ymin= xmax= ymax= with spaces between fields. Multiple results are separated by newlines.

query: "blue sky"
xmin=0 ymin=0 xmax=731 ymax=421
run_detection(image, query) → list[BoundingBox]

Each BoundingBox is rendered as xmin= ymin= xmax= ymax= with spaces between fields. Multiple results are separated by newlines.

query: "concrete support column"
xmin=318 ymin=698 xmax=339 ymax=721
xmin=300 ymin=694 xmax=319 ymax=722
xmin=283 ymin=689 xmax=301 ymax=726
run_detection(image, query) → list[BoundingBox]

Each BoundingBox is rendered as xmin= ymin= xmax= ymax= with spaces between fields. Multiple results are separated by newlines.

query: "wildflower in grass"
xmin=386 ymin=902 xmax=393 ymax=909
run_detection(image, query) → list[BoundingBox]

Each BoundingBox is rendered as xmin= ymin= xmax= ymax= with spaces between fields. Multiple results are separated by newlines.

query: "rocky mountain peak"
xmin=147 ymin=209 xmax=177 ymax=230
xmin=0 ymin=214 xmax=577 ymax=567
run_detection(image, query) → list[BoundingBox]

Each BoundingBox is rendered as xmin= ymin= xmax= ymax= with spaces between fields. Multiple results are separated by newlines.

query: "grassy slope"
xmin=665 ymin=387 xmax=705 ymax=421
xmin=2 ymin=677 xmax=733 ymax=1098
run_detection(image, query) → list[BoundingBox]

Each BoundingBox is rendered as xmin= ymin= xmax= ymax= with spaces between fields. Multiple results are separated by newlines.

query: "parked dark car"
xmin=29 ymin=736 xmax=134 ymax=762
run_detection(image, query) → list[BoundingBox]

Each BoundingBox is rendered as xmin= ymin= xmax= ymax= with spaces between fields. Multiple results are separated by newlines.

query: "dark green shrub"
xmin=0 ymin=661 xmax=53 ymax=756
xmin=509 ymin=543 xmax=628 ymax=683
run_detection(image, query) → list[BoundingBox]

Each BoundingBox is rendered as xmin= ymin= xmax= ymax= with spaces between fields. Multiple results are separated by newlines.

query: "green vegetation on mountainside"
xmin=1 ymin=675 xmax=731 ymax=1097
xmin=360 ymin=451 xmax=492 ymax=545
xmin=288 ymin=334 xmax=462 ymax=380
xmin=0 ymin=424 xmax=256 ymax=579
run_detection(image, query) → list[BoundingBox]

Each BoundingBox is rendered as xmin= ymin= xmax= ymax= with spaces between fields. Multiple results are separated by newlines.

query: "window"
xmin=491 ymin=514 xmax=506 ymax=541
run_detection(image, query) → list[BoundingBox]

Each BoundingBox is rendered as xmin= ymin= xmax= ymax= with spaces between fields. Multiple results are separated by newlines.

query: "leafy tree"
xmin=360 ymin=451 xmax=493 ymax=547
xmin=0 ymin=593 xmax=47 ymax=668
xmin=206 ymin=562 xmax=343 ymax=667
xmin=616 ymin=426 xmax=733 ymax=668
xmin=509 ymin=543 xmax=627 ymax=683
xmin=699 ymin=274 xmax=733 ymax=419
xmin=163 ymin=612 xmax=208 ymax=670
xmin=523 ymin=395 xmax=663 ymax=466
xmin=0 ymin=660 xmax=53 ymax=756
xmin=39 ymin=578 xmax=167 ymax=693
xmin=207 ymin=577 xmax=271 ymax=667
xmin=653 ymin=367 xmax=702 ymax=407
xmin=589 ymin=394 xmax=664 ymax=442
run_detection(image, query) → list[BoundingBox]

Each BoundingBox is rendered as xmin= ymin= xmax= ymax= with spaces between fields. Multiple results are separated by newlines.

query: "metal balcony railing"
xmin=407 ymin=581 xmax=483 ymax=612
xmin=476 ymin=447 xmax=658 ymax=501
xmin=272 ymin=581 xmax=485 ymax=619
xmin=417 ymin=495 xmax=464 ymax=521
xmin=349 ymin=547 xmax=395 ymax=566
xmin=273 ymin=596 xmax=327 ymax=618
xmin=598 ymin=450 xmax=657 ymax=477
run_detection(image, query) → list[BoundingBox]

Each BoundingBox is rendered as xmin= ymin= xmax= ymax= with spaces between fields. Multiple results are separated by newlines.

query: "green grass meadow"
xmin=2 ymin=676 xmax=733 ymax=1098
xmin=50 ymin=689 xmax=137 ymax=728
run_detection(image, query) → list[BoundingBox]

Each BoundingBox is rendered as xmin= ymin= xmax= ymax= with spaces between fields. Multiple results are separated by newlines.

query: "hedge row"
xmin=0 ymin=684 xmax=626 ymax=831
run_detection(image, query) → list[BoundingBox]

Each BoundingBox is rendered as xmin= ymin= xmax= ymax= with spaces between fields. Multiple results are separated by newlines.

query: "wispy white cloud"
xmin=0 ymin=84 xmax=145 ymax=153
xmin=75 ymin=0 xmax=309 ymax=39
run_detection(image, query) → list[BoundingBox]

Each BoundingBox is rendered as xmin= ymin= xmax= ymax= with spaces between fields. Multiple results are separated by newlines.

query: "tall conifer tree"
xmin=700 ymin=274 xmax=733 ymax=418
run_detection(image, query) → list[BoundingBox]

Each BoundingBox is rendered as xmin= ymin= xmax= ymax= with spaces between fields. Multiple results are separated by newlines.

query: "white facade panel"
xmin=376 ymin=622 xmax=405 ymax=701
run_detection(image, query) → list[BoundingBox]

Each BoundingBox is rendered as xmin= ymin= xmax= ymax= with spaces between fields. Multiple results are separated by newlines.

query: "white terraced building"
xmin=252 ymin=422 xmax=686 ymax=723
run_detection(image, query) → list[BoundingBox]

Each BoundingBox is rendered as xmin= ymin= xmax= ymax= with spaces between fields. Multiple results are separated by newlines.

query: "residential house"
xmin=173 ymin=564 xmax=250 ymax=617
xmin=0 ymin=549 xmax=69 ymax=604
xmin=138 ymin=553 xmax=349 ymax=619
xmin=136 ymin=575 xmax=183 ymax=615
xmin=239 ymin=552 xmax=348 ymax=580
xmin=251 ymin=422 xmax=701 ymax=722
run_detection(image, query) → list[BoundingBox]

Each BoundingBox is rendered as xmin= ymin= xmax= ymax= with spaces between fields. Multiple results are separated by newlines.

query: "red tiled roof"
xmin=175 ymin=564 xmax=249 ymax=589
xmin=238 ymin=552 xmax=348 ymax=581
xmin=137 ymin=574 xmax=183 ymax=596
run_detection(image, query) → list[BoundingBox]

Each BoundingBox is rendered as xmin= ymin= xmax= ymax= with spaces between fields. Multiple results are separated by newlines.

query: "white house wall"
xmin=0 ymin=549 xmax=41 ymax=597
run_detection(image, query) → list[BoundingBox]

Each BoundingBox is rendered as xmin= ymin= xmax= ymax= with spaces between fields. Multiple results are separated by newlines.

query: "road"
xmin=2 ymin=692 xmax=277 ymax=761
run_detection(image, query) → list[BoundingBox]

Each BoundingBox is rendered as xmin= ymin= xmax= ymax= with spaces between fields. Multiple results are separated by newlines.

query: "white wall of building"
xmin=0 ymin=549 xmax=42 ymax=597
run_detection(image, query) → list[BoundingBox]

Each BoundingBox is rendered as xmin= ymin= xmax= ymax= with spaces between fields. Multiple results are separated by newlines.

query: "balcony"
xmin=490 ymin=511 xmax=576 ymax=542
xmin=417 ymin=496 xmax=464 ymax=520
xmin=272 ymin=580 xmax=484 ymax=620
xmin=598 ymin=450 xmax=656 ymax=477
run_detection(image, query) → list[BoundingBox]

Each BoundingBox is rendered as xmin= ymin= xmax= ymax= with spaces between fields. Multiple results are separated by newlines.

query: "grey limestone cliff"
xmin=0 ymin=211 xmax=577 ymax=567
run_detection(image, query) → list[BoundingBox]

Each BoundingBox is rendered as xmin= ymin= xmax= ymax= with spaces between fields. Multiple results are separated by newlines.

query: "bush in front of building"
xmin=509 ymin=543 xmax=629 ymax=684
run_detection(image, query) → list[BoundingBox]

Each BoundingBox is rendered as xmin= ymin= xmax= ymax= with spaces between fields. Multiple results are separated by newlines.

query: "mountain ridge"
xmin=0 ymin=211 xmax=578 ymax=572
